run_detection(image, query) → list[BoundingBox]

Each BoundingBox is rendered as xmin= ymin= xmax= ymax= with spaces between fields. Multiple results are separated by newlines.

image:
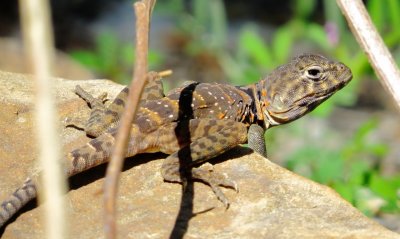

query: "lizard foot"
xmin=74 ymin=85 xmax=108 ymax=106
xmin=64 ymin=116 xmax=86 ymax=130
xmin=64 ymin=85 xmax=108 ymax=130
xmin=191 ymin=167 xmax=238 ymax=208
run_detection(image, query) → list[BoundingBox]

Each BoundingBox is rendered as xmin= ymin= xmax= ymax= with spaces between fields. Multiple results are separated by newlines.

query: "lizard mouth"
xmin=264 ymin=80 xmax=347 ymax=125
xmin=296 ymin=78 xmax=351 ymax=110
xmin=340 ymin=66 xmax=353 ymax=83
xmin=294 ymin=90 xmax=335 ymax=108
xmin=264 ymin=92 xmax=333 ymax=126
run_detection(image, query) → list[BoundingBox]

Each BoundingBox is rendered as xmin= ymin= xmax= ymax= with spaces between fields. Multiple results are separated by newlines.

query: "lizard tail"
xmin=0 ymin=177 xmax=37 ymax=227
xmin=0 ymin=126 xmax=143 ymax=227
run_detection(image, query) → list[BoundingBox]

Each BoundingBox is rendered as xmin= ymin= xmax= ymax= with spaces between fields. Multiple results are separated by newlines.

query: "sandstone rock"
xmin=0 ymin=37 xmax=94 ymax=80
xmin=0 ymin=71 xmax=399 ymax=238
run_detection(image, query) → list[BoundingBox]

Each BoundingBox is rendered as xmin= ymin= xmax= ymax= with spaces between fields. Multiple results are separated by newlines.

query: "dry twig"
xmin=103 ymin=0 xmax=156 ymax=238
xmin=336 ymin=0 xmax=400 ymax=110
xmin=19 ymin=0 xmax=67 ymax=238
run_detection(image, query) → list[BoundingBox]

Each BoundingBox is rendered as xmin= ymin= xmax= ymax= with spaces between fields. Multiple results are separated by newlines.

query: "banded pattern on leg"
xmin=160 ymin=119 xmax=248 ymax=207
xmin=72 ymin=72 xmax=165 ymax=137
xmin=74 ymin=85 xmax=109 ymax=137
xmin=139 ymin=71 xmax=165 ymax=102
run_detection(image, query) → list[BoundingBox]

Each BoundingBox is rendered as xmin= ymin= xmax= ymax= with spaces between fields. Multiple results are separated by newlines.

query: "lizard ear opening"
xmin=305 ymin=66 xmax=323 ymax=80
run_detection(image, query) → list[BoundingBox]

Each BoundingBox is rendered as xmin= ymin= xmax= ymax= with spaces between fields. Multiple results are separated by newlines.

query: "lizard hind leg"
xmin=68 ymin=72 xmax=165 ymax=138
xmin=65 ymin=72 xmax=164 ymax=137
xmin=160 ymin=119 xmax=248 ymax=207
xmin=72 ymin=85 xmax=111 ymax=137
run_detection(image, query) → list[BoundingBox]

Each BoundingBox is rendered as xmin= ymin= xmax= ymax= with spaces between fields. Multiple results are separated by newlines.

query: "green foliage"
xmin=285 ymin=119 xmax=399 ymax=216
xmin=70 ymin=32 xmax=164 ymax=84
xmin=238 ymin=27 xmax=273 ymax=68
xmin=294 ymin=0 xmax=317 ymax=19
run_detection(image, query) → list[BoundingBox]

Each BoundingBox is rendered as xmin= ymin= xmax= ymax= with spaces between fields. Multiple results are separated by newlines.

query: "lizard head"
xmin=258 ymin=54 xmax=352 ymax=128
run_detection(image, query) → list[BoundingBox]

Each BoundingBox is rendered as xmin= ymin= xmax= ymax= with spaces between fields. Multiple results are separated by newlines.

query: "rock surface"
xmin=0 ymin=71 xmax=399 ymax=239
xmin=0 ymin=37 xmax=94 ymax=80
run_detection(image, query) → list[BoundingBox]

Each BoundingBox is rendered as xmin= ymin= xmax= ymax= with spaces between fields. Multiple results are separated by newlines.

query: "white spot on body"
xmin=157 ymin=101 xmax=162 ymax=104
xmin=208 ymin=91 xmax=213 ymax=96
xmin=164 ymin=104 xmax=169 ymax=108
xmin=168 ymin=114 xmax=174 ymax=118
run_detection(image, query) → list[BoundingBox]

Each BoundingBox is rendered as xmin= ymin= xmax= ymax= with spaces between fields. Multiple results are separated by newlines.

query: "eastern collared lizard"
xmin=0 ymin=54 xmax=352 ymax=227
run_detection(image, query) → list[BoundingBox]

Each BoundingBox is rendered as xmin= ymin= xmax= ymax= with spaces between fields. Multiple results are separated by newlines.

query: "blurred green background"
xmin=0 ymin=0 xmax=399 ymax=231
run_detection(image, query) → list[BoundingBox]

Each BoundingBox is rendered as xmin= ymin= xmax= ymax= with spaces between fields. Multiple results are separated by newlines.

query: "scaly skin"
xmin=0 ymin=54 xmax=352 ymax=227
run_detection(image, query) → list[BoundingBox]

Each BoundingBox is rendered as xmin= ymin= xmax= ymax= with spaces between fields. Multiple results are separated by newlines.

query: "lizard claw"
xmin=220 ymin=178 xmax=238 ymax=192
xmin=208 ymin=182 xmax=230 ymax=209
xmin=191 ymin=167 xmax=237 ymax=208
xmin=232 ymin=181 xmax=239 ymax=193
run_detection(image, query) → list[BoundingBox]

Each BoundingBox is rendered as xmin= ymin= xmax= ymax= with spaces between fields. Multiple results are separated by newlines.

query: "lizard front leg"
xmin=160 ymin=119 xmax=248 ymax=207
xmin=247 ymin=124 xmax=267 ymax=157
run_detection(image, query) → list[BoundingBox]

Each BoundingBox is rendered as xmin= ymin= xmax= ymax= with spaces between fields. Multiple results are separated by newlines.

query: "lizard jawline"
xmin=264 ymin=92 xmax=333 ymax=126
xmin=262 ymin=109 xmax=280 ymax=128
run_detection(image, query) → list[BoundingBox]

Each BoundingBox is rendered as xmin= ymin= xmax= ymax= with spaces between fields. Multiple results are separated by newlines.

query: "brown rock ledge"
xmin=0 ymin=71 xmax=399 ymax=239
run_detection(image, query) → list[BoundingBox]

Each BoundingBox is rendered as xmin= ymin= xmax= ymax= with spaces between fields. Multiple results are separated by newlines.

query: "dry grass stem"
xmin=103 ymin=0 xmax=156 ymax=238
xmin=19 ymin=0 xmax=67 ymax=238
xmin=337 ymin=0 xmax=400 ymax=110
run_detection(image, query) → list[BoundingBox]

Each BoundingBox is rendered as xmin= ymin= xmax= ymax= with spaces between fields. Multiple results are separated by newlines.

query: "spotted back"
xmin=134 ymin=82 xmax=255 ymax=132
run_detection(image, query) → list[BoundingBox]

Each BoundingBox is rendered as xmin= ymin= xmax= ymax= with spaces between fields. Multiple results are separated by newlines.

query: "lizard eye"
xmin=305 ymin=66 xmax=323 ymax=80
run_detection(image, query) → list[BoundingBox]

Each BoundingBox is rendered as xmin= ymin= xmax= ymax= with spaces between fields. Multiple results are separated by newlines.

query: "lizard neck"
xmin=252 ymin=79 xmax=280 ymax=129
xmin=236 ymin=84 xmax=266 ymax=128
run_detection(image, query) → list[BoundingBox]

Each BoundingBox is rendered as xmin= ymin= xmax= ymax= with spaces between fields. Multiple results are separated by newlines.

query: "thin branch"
xmin=19 ymin=0 xmax=67 ymax=238
xmin=103 ymin=0 xmax=156 ymax=238
xmin=336 ymin=0 xmax=400 ymax=110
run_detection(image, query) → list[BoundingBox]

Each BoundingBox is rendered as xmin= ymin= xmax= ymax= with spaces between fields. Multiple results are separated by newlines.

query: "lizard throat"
xmin=236 ymin=84 xmax=264 ymax=126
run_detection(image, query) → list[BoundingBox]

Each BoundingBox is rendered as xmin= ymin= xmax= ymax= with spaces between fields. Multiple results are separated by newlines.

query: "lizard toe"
xmin=191 ymin=167 xmax=237 ymax=207
xmin=63 ymin=116 xmax=86 ymax=130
